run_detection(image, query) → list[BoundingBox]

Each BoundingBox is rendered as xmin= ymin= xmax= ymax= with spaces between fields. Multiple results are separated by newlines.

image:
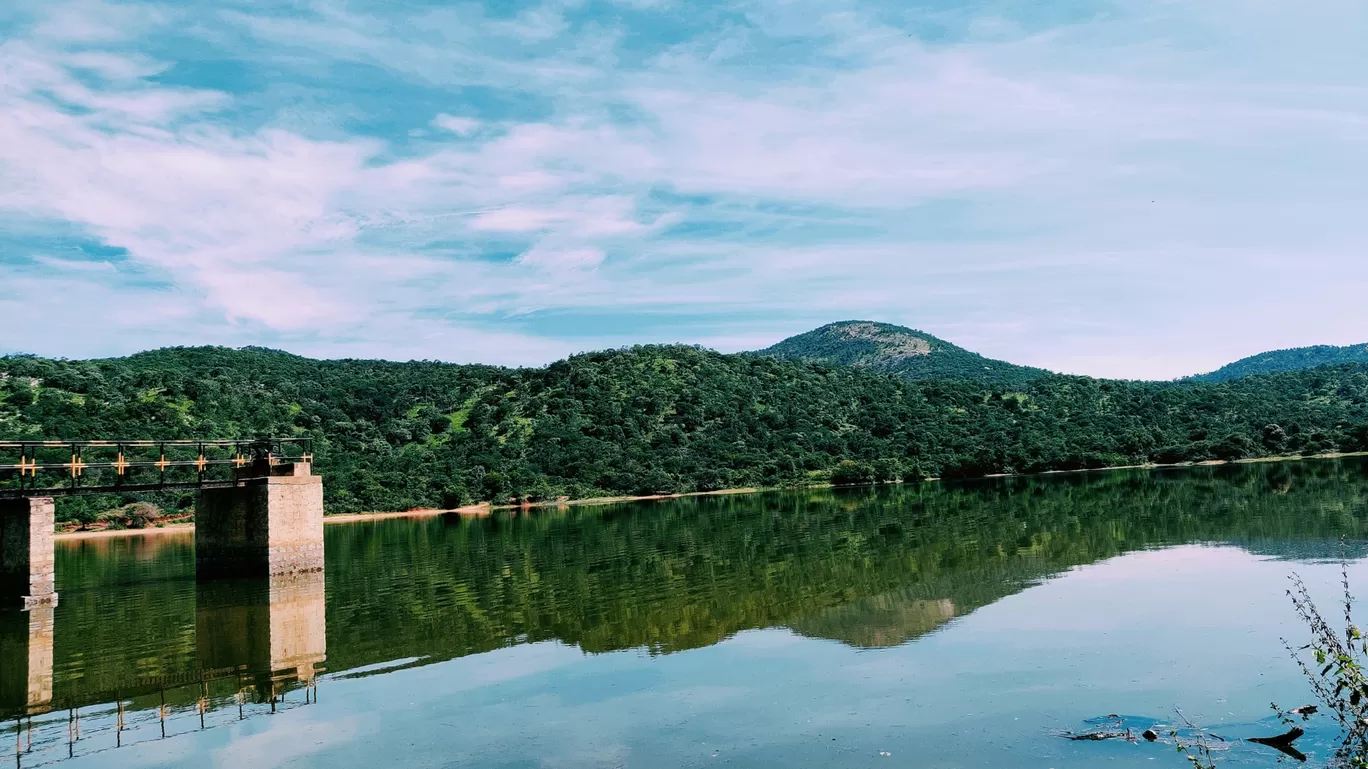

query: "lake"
xmin=5 ymin=458 xmax=1368 ymax=768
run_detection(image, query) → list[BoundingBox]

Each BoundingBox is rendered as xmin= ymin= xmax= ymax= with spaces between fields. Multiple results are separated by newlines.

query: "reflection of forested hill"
xmin=321 ymin=458 xmax=1368 ymax=663
xmin=787 ymin=591 xmax=959 ymax=648
xmin=1233 ymin=541 xmax=1368 ymax=562
xmin=28 ymin=458 xmax=1368 ymax=713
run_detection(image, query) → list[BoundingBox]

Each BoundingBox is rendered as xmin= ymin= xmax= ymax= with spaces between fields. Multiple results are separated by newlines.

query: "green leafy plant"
xmin=1171 ymin=709 xmax=1219 ymax=769
xmin=1284 ymin=565 xmax=1368 ymax=766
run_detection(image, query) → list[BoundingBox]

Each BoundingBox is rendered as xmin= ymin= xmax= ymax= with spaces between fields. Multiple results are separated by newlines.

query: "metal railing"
xmin=5 ymin=664 xmax=320 ymax=767
xmin=0 ymin=438 xmax=313 ymax=497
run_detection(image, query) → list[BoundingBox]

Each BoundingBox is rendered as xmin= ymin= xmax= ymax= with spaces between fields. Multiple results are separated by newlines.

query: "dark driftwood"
xmin=1248 ymin=727 xmax=1307 ymax=762
xmin=1065 ymin=731 xmax=1128 ymax=741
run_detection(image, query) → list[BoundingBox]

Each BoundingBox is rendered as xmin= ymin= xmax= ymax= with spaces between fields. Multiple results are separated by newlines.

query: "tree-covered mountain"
xmin=3 ymin=344 xmax=1368 ymax=521
xmin=752 ymin=320 xmax=1049 ymax=386
xmin=1195 ymin=343 xmax=1368 ymax=383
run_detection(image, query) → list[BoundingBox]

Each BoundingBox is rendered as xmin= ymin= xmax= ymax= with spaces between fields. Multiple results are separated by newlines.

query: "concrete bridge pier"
xmin=0 ymin=498 xmax=57 ymax=609
xmin=195 ymin=463 xmax=324 ymax=580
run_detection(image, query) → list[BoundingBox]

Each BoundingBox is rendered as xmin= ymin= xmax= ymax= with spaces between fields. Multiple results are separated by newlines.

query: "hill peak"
xmin=753 ymin=321 xmax=1048 ymax=386
xmin=806 ymin=321 xmax=952 ymax=356
xmin=1195 ymin=343 xmax=1368 ymax=382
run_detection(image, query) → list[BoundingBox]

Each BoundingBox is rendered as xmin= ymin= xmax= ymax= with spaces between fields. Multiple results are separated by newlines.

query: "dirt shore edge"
xmin=52 ymin=451 xmax=1368 ymax=541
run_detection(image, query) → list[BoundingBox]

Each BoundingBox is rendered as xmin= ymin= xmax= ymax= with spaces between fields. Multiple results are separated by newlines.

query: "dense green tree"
xmin=831 ymin=460 xmax=877 ymax=486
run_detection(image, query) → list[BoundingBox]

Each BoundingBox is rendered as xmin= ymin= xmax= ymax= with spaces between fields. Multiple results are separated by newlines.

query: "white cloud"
xmin=519 ymin=243 xmax=606 ymax=270
xmin=431 ymin=114 xmax=480 ymax=136
xmin=469 ymin=207 xmax=562 ymax=233
xmin=30 ymin=0 xmax=167 ymax=43
xmin=2 ymin=0 xmax=1367 ymax=375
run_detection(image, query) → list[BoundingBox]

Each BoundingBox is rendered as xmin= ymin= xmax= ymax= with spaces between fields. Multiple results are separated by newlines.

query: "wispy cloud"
xmin=1 ymin=0 xmax=1366 ymax=377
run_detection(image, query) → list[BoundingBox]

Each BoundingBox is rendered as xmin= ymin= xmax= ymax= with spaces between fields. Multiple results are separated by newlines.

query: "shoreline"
xmin=321 ymin=503 xmax=494 ymax=524
xmin=52 ymin=450 xmax=1368 ymax=541
xmin=58 ymin=523 xmax=194 ymax=541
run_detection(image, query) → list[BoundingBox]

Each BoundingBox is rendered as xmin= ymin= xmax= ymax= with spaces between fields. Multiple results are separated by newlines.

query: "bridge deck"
xmin=0 ymin=438 xmax=312 ymax=498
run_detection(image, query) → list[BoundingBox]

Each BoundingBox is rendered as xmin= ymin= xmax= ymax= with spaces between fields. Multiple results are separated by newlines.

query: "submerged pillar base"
xmin=0 ymin=497 xmax=58 ymax=608
xmin=195 ymin=472 xmax=324 ymax=580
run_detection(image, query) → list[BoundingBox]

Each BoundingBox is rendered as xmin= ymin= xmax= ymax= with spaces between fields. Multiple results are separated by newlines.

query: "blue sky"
xmin=1 ymin=0 xmax=1366 ymax=378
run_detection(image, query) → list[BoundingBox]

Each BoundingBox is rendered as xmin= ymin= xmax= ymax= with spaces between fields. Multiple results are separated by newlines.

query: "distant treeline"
xmin=1193 ymin=343 xmax=1368 ymax=383
xmin=2 ymin=345 xmax=1368 ymax=520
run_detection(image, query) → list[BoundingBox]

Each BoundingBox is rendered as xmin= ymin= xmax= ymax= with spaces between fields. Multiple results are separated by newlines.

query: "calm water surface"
xmin=7 ymin=459 xmax=1368 ymax=768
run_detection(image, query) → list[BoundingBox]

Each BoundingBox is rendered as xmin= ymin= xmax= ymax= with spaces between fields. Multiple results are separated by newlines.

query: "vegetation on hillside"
xmin=1195 ymin=343 xmax=1368 ymax=383
xmin=753 ymin=320 xmax=1049 ymax=385
xmin=3 ymin=344 xmax=1368 ymax=520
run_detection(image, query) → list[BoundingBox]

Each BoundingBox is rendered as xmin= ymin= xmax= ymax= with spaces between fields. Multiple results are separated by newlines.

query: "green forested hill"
xmin=753 ymin=320 xmax=1049 ymax=386
xmin=3 ymin=345 xmax=1368 ymax=521
xmin=1195 ymin=343 xmax=1368 ymax=383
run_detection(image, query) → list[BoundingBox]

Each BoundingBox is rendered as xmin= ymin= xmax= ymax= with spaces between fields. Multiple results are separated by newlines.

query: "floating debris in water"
xmin=1248 ymin=727 xmax=1307 ymax=762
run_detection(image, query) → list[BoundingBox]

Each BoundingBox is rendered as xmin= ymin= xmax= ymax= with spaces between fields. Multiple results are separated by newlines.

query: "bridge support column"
xmin=195 ymin=465 xmax=324 ymax=580
xmin=0 ymin=497 xmax=57 ymax=608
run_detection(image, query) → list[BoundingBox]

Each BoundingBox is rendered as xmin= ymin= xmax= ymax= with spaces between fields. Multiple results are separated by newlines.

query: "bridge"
xmin=0 ymin=439 xmax=325 ymax=607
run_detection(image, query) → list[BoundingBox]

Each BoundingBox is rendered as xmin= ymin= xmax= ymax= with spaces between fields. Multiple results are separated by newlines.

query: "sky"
xmin=0 ymin=0 xmax=1365 ymax=379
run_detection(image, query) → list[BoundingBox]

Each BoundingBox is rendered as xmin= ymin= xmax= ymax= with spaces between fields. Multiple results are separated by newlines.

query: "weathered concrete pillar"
xmin=0 ymin=497 xmax=57 ymax=608
xmin=0 ymin=605 xmax=55 ymax=716
xmin=195 ymin=464 xmax=324 ymax=580
xmin=195 ymin=570 xmax=326 ymax=683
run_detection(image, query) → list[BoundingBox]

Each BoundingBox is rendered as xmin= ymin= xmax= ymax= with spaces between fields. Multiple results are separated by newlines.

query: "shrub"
xmin=96 ymin=502 xmax=162 ymax=529
xmin=872 ymin=459 xmax=902 ymax=484
xmin=830 ymin=460 xmax=876 ymax=486
xmin=122 ymin=502 xmax=161 ymax=528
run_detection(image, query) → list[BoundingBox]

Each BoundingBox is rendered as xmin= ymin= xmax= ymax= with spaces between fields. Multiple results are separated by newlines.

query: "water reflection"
xmin=2 ymin=457 xmax=1368 ymax=765
xmin=0 ymin=606 xmax=54 ymax=715
xmin=788 ymin=591 xmax=957 ymax=648
xmin=195 ymin=571 xmax=327 ymax=688
xmin=1 ymin=571 xmax=325 ymax=766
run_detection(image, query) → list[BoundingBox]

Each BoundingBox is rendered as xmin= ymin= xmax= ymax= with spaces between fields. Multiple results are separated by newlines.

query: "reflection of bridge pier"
xmin=0 ymin=498 xmax=57 ymax=608
xmin=195 ymin=570 xmax=328 ymax=688
xmin=2 ymin=570 xmax=326 ymax=767
xmin=0 ymin=606 xmax=54 ymax=716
